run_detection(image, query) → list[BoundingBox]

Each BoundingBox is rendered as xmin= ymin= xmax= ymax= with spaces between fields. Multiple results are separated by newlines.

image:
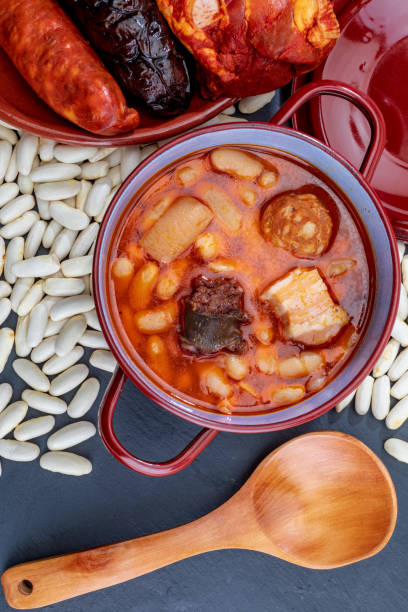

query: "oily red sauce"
xmin=107 ymin=146 xmax=372 ymax=415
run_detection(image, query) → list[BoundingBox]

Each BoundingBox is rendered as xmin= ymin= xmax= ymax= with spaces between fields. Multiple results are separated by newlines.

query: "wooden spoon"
xmin=2 ymin=431 xmax=397 ymax=609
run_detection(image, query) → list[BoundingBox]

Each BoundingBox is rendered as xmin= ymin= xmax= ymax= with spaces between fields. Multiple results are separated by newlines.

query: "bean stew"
xmin=107 ymin=145 xmax=372 ymax=416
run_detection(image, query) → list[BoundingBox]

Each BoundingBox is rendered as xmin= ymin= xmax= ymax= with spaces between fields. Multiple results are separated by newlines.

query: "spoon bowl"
xmin=1 ymin=432 xmax=397 ymax=609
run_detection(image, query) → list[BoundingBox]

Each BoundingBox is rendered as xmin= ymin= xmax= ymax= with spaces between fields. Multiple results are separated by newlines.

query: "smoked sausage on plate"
xmin=0 ymin=0 xmax=140 ymax=135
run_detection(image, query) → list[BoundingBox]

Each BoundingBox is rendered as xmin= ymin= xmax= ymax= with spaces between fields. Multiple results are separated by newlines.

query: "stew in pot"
xmin=107 ymin=146 xmax=372 ymax=415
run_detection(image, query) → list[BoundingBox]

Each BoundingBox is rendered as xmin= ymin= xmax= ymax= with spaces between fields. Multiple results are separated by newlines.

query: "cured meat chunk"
xmin=156 ymin=0 xmax=340 ymax=98
xmin=181 ymin=276 xmax=250 ymax=354
xmin=261 ymin=193 xmax=333 ymax=257
xmin=261 ymin=267 xmax=349 ymax=346
xmin=0 ymin=0 xmax=140 ymax=135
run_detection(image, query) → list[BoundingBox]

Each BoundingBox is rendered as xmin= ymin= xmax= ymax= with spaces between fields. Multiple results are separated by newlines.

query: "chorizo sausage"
xmin=60 ymin=0 xmax=192 ymax=117
xmin=0 ymin=0 xmax=140 ymax=135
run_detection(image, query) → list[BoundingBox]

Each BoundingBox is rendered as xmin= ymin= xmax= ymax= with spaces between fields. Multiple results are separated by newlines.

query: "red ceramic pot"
xmin=93 ymin=81 xmax=400 ymax=477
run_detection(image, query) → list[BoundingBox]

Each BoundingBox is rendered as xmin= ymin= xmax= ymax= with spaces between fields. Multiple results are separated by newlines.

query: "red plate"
xmin=294 ymin=0 xmax=408 ymax=239
xmin=0 ymin=47 xmax=233 ymax=146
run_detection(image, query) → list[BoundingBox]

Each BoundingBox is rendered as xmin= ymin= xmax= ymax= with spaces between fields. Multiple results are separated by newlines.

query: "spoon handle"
xmin=1 ymin=511 xmax=234 ymax=609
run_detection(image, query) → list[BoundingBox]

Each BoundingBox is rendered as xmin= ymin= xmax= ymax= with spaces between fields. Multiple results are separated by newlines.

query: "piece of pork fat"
xmin=261 ymin=267 xmax=349 ymax=346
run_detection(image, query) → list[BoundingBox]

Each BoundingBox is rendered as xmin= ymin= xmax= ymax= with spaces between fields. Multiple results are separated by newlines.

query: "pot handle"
xmin=98 ymin=368 xmax=219 ymax=477
xmin=270 ymin=80 xmax=386 ymax=182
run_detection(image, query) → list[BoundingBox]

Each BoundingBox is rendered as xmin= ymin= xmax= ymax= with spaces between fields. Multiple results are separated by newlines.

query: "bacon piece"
xmin=0 ymin=0 xmax=140 ymax=135
xmin=261 ymin=267 xmax=349 ymax=346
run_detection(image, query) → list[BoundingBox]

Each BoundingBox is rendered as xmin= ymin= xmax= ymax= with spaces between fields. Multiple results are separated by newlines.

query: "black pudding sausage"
xmin=59 ymin=0 xmax=192 ymax=117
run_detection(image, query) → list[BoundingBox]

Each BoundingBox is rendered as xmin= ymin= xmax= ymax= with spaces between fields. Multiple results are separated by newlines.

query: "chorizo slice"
xmin=261 ymin=192 xmax=333 ymax=257
xmin=0 ymin=0 xmax=140 ymax=135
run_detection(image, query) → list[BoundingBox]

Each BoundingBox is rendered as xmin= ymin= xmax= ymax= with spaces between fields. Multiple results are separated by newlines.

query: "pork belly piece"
xmin=260 ymin=267 xmax=349 ymax=346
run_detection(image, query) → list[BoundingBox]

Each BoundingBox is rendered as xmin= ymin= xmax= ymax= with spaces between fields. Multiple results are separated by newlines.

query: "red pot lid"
xmin=293 ymin=0 xmax=408 ymax=240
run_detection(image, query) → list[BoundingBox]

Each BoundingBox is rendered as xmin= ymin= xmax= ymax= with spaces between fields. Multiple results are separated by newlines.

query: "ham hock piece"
xmin=156 ymin=0 xmax=340 ymax=98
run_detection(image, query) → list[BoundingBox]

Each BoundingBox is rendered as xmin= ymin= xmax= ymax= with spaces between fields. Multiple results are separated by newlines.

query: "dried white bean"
xmin=120 ymin=146 xmax=141 ymax=182
xmin=398 ymin=284 xmax=408 ymax=321
xmin=89 ymin=147 xmax=117 ymax=163
xmin=44 ymin=318 xmax=65 ymax=337
xmin=30 ymin=163 xmax=81 ymax=182
xmin=47 ymin=421 xmax=96 ymax=451
xmin=11 ymin=278 xmax=38 ymax=314
xmin=373 ymin=339 xmax=400 ymax=378
xmin=81 ymin=160 xmax=109 ymax=180
xmin=335 ymin=389 xmax=357 ymax=413
xmin=4 ymin=237 xmax=24 ymax=283
xmin=0 ymin=210 xmax=39 ymax=238
xmin=238 ymin=91 xmax=275 ymax=114
xmin=50 ymin=229 xmax=78 ymax=260
xmin=38 ymin=139 xmax=56 ymax=162
xmin=371 ymin=375 xmax=390 ymax=420
xmin=13 ymin=254 xmax=60 ymax=279
xmin=21 ymin=389 xmax=67 ymax=414
xmin=30 ymin=335 xmax=57 ymax=363
xmin=67 ymin=377 xmax=99 ymax=418
xmin=40 ymin=295 xmax=60 ymax=314
xmin=85 ymin=177 xmax=111 ymax=217
xmin=40 ymin=451 xmax=92 ymax=475
xmin=0 ymin=298 xmax=11 ymax=325
xmin=44 ymin=277 xmax=85 ymax=297
xmin=53 ymin=145 xmax=96 ymax=164
xmin=15 ymin=315 xmax=30 ymax=357
xmin=384 ymin=438 xmax=408 ymax=463
xmin=43 ymin=346 xmax=84 ymax=376
xmin=16 ymin=280 xmax=44 ymax=316
xmin=354 ymin=375 xmax=374 ymax=415
xmin=17 ymin=173 xmax=33 ymax=195
xmin=90 ymin=349 xmax=116 ymax=372
xmin=0 ymin=125 xmax=17 ymax=145
xmin=0 ymin=140 xmax=12 ymax=181
xmin=0 ymin=236 xmax=3 ymax=277
xmin=79 ymin=330 xmax=108 ymax=349
xmin=75 ymin=179 xmax=91 ymax=212
xmin=391 ymin=317 xmax=408 ymax=346
xmin=386 ymin=396 xmax=408 ymax=430
xmin=221 ymin=105 xmax=236 ymax=116
xmin=397 ymin=241 xmax=405 ymax=262
xmin=5 ymin=147 xmax=17 ymax=182
xmin=108 ymin=149 xmax=121 ymax=167
xmin=13 ymin=358 xmax=50 ymax=392
xmin=85 ymin=309 xmax=101 ymax=331
xmin=26 ymin=303 xmax=48 ymax=348
xmin=16 ymin=133 xmax=38 ymax=175
xmin=0 ymin=194 xmax=34 ymax=225
xmin=61 ymin=255 xmax=92 ymax=278
xmin=0 ymin=182 xmax=19 ymax=207
xmin=95 ymin=185 xmax=118 ymax=222
xmin=50 ymin=364 xmax=89 ymax=396
xmin=37 ymin=197 xmax=51 ymax=220
xmin=0 ymin=383 xmax=12 ymax=414
xmin=0 ymin=328 xmax=14 ymax=372
xmin=24 ymin=220 xmax=46 ymax=259
xmin=34 ymin=180 xmax=80 ymax=201
xmin=0 ymin=281 xmax=11 ymax=299
xmin=0 ymin=401 xmax=28 ymax=438
xmin=390 ymin=371 xmax=408 ymax=400
xmin=107 ymin=165 xmax=121 ymax=187
xmin=43 ymin=221 xmax=62 ymax=250
xmin=55 ymin=314 xmax=87 ymax=356
xmin=69 ymin=222 xmax=99 ymax=258
xmin=50 ymin=200 xmax=89 ymax=231
xmin=14 ymin=415 xmax=55 ymax=441
xmin=388 ymin=347 xmax=408 ymax=381
xmin=0 ymin=439 xmax=39 ymax=461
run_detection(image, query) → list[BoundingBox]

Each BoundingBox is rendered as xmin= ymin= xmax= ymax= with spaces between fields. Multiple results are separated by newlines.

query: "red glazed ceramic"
xmin=93 ymin=81 xmax=400 ymax=477
xmin=0 ymin=47 xmax=233 ymax=146
xmin=294 ymin=0 xmax=408 ymax=240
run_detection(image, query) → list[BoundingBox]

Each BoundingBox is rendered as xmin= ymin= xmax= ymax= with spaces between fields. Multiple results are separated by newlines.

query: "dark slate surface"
xmin=0 ymin=89 xmax=406 ymax=612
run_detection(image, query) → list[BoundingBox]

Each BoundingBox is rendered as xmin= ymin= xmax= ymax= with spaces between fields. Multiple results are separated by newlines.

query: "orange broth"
xmin=107 ymin=146 xmax=372 ymax=415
